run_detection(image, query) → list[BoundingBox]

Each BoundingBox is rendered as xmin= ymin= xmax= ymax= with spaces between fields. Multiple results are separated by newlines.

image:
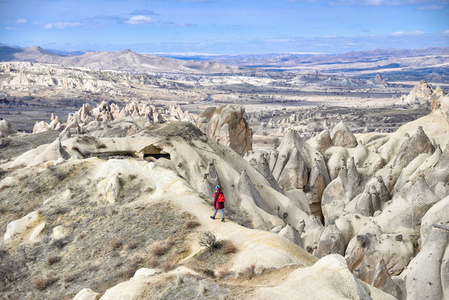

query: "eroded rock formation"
xmin=197 ymin=105 xmax=252 ymax=155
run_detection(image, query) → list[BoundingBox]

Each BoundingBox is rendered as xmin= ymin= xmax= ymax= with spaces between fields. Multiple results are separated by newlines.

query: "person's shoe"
xmin=210 ymin=216 xmax=215 ymax=220
xmin=221 ymin=219 xmax=225 ymax=222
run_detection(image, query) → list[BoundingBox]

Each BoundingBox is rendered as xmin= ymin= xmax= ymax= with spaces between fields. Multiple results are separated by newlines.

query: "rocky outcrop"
xmin=33 ymin=113 xmax=62 ymax=134
xmin=330 ymin=121 xmax=358 ymax=148
xmin=315 ymin=222 xmax=346 ymax=258
xmin=392 ymin=126 xmax=435 ymax=168
xmin=400 ymin=80 xmax=434 ymax=105
xmin=271 ymin=130 xmax=330 ymax=196
xmin=0 ymin=119 xmax=16 ymax=137
xmin=255 ymin=254 xmax=397 ymax=300
xmin=321 ymin=157 xmax=361 ymax=225
xmin=404 ymin=224 xmax=449 ymax=300
xmin=197 ymin=105 xmax=252 ymax=155
xmin=346 ymin=232 xmax=402 ymax=298
xmin=34 ymin=100 xmax=197 ymax=138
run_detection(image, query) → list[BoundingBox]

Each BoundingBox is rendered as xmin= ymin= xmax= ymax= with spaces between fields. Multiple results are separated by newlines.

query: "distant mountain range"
xmin=0 ymin=46 xmax=249 ymax=74
xmin=160 ymin=47 xmax=449 ymax=66
xmin=1 ymin=45 xmax=448 ymax=81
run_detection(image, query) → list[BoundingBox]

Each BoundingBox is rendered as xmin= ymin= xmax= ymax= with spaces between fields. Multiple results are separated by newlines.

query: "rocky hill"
xmin=0 ymin=86 xmax=448 ymax=299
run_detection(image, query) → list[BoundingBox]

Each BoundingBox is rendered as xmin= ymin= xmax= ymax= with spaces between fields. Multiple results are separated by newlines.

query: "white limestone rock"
xmin=73 ymin=288 xmax=100 ymax=300
xmin=255 ymin=254 xmax=396 ymax=300
xmin=132 ymin=268 xmax=156 ymax=280
xmin=4 ymin=211 xmax=42 ymax=243
xmin=330 ymin=121 xmax=358 ymax=148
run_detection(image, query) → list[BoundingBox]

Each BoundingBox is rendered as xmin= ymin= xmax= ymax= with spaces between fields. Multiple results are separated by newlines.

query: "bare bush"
xmin=34 ymin=274 xmax=58 ymax=291
xmin=111 ymin=239 xmax=123 ymax=250
xmin=161 ymin=261 xmax=174 ymax=272
xmin=63 ymin=272 xmax=79 ymax=283
xmin=223 ymin=240 xmax=237 ymax=254
xmin=47 ymin=256 xmax=62 ymax=266
xmin=239 ymin=264 xmax=256 ymax=280
xmin=52 ymin=238 xmax=67 ymax=249
xmin=200 ymin=268 xmax=215 ymax=278
xmin=151 ymin=241 xmax=173 ymax=256
xmin=148 ymin=257 xmax=158 ymax=268
xmin=186 ymin=220 xmax=201 ymax=229
xmin=198 ymin=231 xmax=222 ymax=252
xmin=216 ymin=267 xmax=231 ymax=279
xmin=128 ymin=242 xmax=139 ymax=250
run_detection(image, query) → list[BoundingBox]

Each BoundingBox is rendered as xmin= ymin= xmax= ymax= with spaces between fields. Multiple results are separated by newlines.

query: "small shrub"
xmin=161 ymin=261 xmax=173 ymax=272
xmin=34 ymin=274 xmax=58 ymax=291
xmin=223 ymin=240 xmax=237 ymax=254
xmin=200 ymin=268 xmax=215 ymax=278
xmin=64 ymin=272 xmax=79 ymax=283
xmin=198 ymin=231 xmax=222 ymax=252
xmin=111 ymin=240 xmax=123 ymax=250
xmin=128 ymin=242 xmax=139 ymax=250
xmin=122 ymin=266 xmax=137 ymax=279
xmin=148 ymin=257 xmax=158 ymax=268
xmin=239 ymin=264 xmax=256 ymax=280
xmin=52 ymin=239 xmax=67 ymax=249
xmin=47 ymin=256 xmax=62 ymax=266
xmin=186 ymin=220 xmax=201 ymax=229
xmin=216 ymin=267 xmax=230 ymax=279
xmin=151 ymin=241 xmax=173 ymax=256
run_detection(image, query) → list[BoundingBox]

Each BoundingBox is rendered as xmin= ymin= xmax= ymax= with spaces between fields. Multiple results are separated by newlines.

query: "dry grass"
xmin=0 ymin=257 xmax=21 ymax=284
xmin=34 ymin=274 xmax=58 ymax=291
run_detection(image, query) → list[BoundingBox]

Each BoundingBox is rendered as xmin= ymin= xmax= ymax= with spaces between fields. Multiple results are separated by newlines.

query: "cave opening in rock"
xmin=144 ymin=153 xmax=171 ymax=160
xmin=141 ymin=144 xmax=171 ymax=160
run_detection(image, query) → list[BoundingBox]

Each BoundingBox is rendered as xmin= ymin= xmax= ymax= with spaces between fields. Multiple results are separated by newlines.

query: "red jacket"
xmin=213 ymin=189 xmax=225 ymax=209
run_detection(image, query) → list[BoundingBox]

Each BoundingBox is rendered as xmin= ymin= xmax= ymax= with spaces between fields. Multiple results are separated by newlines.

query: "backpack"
xmin=218 ymin=192 xmax=225 ymax=203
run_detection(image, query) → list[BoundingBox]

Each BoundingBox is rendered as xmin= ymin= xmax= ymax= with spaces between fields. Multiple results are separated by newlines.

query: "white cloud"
xmin=418 ymin=4 xmax=444 ymax=10
xmin=16 ymin=19 xmax=27 ymax=24
xmin=444 ymin=30 xmax=449 ymax=34
xmin=330 ymin=0 xmax=402 ymax=5
xmin=177 ymin=22 xmax=197 ymax=27
xmin=125 ymin=15 xmax=158 ymax=25
xmin=322 ymin=34 xmax=338 ymax=38
xmin=391 ymin=31 xmax=405 ymax=36
xmin=391 ymin=30 xmax=424 ymax=36
xmin=44 ymin=22 xmax=83 ymax=29
xmin=329 ymin=0 xmax=448 ymax=6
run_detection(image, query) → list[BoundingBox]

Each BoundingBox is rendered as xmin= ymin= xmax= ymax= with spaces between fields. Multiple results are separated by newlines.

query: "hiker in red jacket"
xmin=210 ymin=185 xmax=225 ymax=222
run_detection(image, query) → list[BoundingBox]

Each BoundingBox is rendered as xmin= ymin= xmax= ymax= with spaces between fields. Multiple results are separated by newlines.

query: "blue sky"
xmin=0 ymin=0 xmax=448 ymax=54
